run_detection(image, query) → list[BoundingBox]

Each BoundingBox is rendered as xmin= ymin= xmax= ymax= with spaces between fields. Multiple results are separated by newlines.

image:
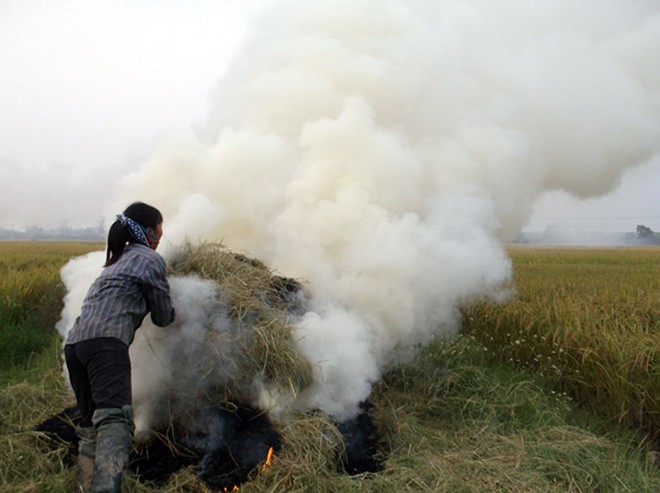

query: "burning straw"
xmin=167 ymin=242 xmax=313 ymax=407
xmin=237 ymin=412 xmax=346 ymax=492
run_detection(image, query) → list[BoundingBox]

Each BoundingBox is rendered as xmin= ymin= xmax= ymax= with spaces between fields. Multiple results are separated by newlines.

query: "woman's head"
xmin=105 ymin=202 xmax=164 ymax=266
xmin=124 ymin=202 xmax=163 ymax=231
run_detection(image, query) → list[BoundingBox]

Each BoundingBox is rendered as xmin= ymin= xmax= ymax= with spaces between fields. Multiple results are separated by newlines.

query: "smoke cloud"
xmin=58 ymin=0 xmax=660 ymax=425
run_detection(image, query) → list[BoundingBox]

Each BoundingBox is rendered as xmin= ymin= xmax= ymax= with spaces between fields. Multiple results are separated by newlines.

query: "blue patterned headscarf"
xmin=116 ymin=214 xmax=154 ymax=247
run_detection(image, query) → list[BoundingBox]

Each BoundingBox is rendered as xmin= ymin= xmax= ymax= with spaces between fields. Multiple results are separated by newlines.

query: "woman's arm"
xmin=143 ymin=256 xmax=176 ymax=327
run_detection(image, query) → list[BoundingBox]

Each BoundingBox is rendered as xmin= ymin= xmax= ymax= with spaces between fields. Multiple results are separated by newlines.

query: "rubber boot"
xmin=75 ymin=426 xmax=96 ymax=492
xmin=91 ymin=406 xmax=135 ymax=493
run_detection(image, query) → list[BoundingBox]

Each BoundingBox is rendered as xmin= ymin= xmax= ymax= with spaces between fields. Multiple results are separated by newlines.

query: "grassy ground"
xmin=1 ymin=242 xmax=658 ymax=492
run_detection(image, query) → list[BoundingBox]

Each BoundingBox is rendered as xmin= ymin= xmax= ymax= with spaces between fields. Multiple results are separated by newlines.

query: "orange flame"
xmin=262 ymin=446 xmax=274 ymax=472
xmin=222 ymin=447 xmax=274 ymax=491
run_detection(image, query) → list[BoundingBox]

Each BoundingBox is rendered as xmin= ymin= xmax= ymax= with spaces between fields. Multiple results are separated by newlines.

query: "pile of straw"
xmin=168 ymin=242 xmax=313 ymax=404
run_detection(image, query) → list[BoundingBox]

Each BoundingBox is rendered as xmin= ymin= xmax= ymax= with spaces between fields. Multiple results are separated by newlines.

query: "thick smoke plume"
xmin=58 ymin=0 xmax=660 ymax=425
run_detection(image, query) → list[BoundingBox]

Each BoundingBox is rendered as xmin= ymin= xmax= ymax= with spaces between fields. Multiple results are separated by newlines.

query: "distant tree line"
xmin=0 ymin=222 xmax=105 ymax=241
xmin=516 ymin=224 xmax=660 ymax=245
xmin=3 ymin=222 xmax=659 ymax=245
xmin=633 ymin=224 xmax=659 ymax=244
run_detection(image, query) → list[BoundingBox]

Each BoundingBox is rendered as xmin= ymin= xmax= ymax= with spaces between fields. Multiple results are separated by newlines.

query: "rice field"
xmin=1 ymin=241 xmax=658 ymax=492
xmin=463 ymin=246 xmax=659 ymax=443
xmin=0 ymin=242 xmax=103 ymax=376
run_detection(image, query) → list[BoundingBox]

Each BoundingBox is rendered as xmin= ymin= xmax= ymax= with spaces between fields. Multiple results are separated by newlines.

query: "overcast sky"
xmin=0 ymin=0 xmax=264 ymax=230
xmin=1 ymin=0 xmax=659 ymax=234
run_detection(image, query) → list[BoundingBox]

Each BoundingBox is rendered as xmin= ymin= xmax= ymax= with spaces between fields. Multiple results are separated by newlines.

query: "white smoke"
xmin=58 ymin=0 xmax=660 ymax=424
xmin=57 ymin=262 xmax=244 ymax=431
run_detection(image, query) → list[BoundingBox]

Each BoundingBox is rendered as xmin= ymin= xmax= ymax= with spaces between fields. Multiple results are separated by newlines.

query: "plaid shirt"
xmin=66 ymin=243 xmax=175 ymax=346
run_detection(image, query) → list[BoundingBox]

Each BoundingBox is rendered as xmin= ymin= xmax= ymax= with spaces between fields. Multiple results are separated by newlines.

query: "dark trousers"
xmin=64 ymin=338 xmax=132 ymax=428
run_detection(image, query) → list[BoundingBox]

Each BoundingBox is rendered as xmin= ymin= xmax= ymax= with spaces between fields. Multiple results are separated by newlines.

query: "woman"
xmin=64 ymin=201 xmax=176 ymax=493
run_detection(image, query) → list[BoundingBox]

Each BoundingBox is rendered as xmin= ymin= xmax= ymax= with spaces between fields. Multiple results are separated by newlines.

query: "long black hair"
xmin=105 ymin=202 xmax=163 ymax=266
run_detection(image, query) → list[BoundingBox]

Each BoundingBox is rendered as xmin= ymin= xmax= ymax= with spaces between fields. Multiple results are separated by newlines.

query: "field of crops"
xmin=0 ymin=242 xmax=103 ymax=376
xmin=1 ymin=241 xmax=658 ymax=492
xmin=463 ymin=246 xmax=659 ymax=443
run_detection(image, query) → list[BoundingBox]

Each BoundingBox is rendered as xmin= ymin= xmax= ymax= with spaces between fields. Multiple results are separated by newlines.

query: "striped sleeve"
xmin=143 ymin=255 xmax=176 ymax=327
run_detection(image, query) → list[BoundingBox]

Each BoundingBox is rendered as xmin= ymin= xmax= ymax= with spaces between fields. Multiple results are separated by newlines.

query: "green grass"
xmin=363 ymin=337 xmax=658 ymax=493
xmin=0 ymin=242 xmax=658 ymax=492
xmin=3 ymin=335 xmax=657 ymax=492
